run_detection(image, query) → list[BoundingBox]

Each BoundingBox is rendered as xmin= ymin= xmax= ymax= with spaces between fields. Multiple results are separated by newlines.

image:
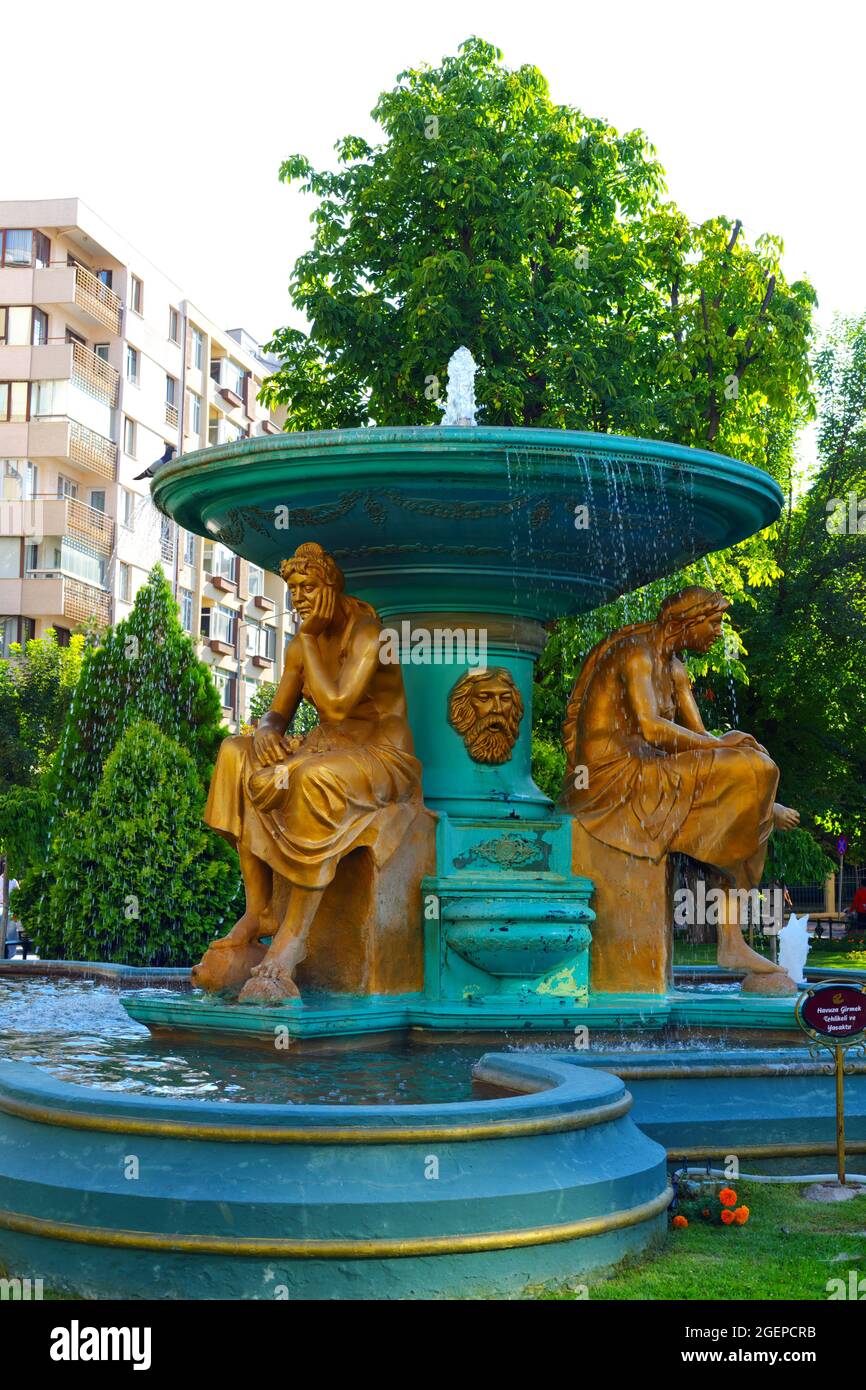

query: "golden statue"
xmin=448 ymin=667 xmax=524 ymax=764
xmin=560 ymin=587 xmax=800 ymax=995
xmin=193 ymin=542 xmax=431 ymax=1004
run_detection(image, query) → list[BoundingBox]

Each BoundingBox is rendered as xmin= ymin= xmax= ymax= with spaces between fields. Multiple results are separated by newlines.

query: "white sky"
xmin=4 ymin=0 xmax=864 ymax=348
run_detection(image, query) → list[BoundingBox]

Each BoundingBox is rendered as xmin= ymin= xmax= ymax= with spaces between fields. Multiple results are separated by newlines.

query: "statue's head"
xmin=657 ymin=586 xmax=731 ymax=654
xmin=448 ymin=667 xmax=524 ymax=765
xmin=280 ymin=542 xmax=344 ymax=620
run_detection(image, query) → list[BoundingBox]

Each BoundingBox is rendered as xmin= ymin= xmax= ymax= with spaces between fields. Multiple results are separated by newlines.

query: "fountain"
xmin=2 ymin=350 xmax=864 ymax=1300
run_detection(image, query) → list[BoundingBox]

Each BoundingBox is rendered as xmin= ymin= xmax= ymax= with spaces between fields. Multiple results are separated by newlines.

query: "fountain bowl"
xmin=152 ymin=426 xmax=783 ymax=621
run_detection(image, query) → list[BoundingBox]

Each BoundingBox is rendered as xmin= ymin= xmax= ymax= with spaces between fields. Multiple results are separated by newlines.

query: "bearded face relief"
xmin=448 ymin=667 xmax=524 ymax=765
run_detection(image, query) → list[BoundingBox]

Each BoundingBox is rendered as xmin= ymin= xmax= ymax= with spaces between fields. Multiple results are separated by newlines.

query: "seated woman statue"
xmin=193 ymin=541 xmax=424 ymax=1003
xmin=560 ymin=586 xmax=799 ymax=983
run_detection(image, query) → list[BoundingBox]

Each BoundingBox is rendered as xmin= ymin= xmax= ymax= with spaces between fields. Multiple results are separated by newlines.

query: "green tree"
xmin=736 ymin=315 xmax=866 ymax=861
xmin=54 ymin=564 xmax=225 ymax=814
xmin=42 ymin=722 xmax=240 ymax=965
xmin=0 ymin=629 xmax=84 ymax=792
xmin=261 ymin=37 xmax=815 ymax=798
xmin=263 ymin=37 xmax=812 ymax=464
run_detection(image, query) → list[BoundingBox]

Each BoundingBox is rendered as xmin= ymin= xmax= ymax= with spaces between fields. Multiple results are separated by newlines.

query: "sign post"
xmin=837 ymin=836 xmax=848 ymax=915
xmin=796 ymin=980 xmax=866 ymax=1185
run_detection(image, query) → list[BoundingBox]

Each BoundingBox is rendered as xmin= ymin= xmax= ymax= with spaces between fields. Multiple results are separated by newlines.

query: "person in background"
xmin=848 ymin=885 xmax=866 ymax=933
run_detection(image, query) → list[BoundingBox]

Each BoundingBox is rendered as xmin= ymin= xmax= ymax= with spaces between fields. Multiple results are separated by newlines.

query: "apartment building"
xmin=0 ymin=197 xmax=294 ymax=729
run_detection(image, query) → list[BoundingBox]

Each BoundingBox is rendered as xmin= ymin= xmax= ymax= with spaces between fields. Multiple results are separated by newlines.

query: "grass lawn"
xmin=673 ymin=939 xmax=866 ymax=970
xmin=541 ymin=1181 xmax=866 ymax=1300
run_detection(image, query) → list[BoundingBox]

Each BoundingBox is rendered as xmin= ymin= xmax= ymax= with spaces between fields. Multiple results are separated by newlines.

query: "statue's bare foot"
xmin=774 ymin=803 xmax=800 ymax=831
xmin=191 ymin=934 xmax=267 ymax=994
xmin=238 ymin=961 xmax=301 ymax=1005
xmin=717 ymin=936 xmax=783 ymax=975
xmin=211 ymin=912 xmax=263 ymax=949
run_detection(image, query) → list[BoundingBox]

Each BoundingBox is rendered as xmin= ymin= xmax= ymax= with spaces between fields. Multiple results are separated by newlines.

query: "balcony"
xmin=165 ymin=402 xmax=178 ymax=430
xmin=0 ymin=264 xmax=123 ymax=336
xmin=0 ymin=574 xmax=112 ymax=628
xmin=0 ymin=418 xmax=118 ymax=481
xmin=0 ymin=496 xmax=115 ymax=556
xmin=71 ymin=339 xmax=119 ymax=406
xmin=69 ymin=264 xmax=122 ymax=335
xmin=68 ymin=420 xmax=118 ymax=479
xmin=0 ymin=340 xmax=119 ymax=406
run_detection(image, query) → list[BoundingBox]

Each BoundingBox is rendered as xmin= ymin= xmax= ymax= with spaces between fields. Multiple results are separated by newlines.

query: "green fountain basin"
xmin=152 ymin=426 xmax=783 ymax=621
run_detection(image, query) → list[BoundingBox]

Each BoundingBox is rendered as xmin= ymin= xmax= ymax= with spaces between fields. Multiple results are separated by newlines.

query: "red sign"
xmin=800 ymin=985 xmax=866 ymax=1041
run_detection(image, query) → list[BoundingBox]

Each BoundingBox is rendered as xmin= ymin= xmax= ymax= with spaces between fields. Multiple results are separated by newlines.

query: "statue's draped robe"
xmin=205 ymin=610 xmax=423 ymax=890
xmin=561 ymin=631 xmax=778 ymax=887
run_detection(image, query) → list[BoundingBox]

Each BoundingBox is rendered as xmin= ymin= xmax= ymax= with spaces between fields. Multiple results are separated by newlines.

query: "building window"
xmin=3 ymin=460 xmax=38 ymax=501
xmin=160 ymin=516 xmax=174 ymax=562
xmin=0 ymin=616 xmax=36 ymax=657
xmin=0 ymin=383 xmax=31 ymax=422
xmin=190 ymin=327 xmax=203 ymax=370
xmin=212 ymin=668 xmax=237 ymax=713
xmin=121 ymin=487 xmax=135 ymax=529
xmin=94 ymin=343 xmax=110 ymax=362
xmin=57 ymin=474 xmax=78 ymax=500
xmin=243 ymin=677 xmax=258 ymax=722
xmin=183 ymin=531 xmax=195 ymax=565
xmin=248 ymin=564 xmax=264 ymax=597
xmin=204 ymin=541 xmax=238 ymax=583
xmin=123 ymin=416 xmax=137 ymax=457
xmin=89 ymin=489 xmax=106 ymax=513
xmin=130 ymin=276 xmax=144 ymax=315
xmin=245 ymin=619 xmax=275 ymax=661
xmin=125 ymin=346 xmax=139 ymax=385
xmin=169 ymin=307 xmax=180 ymax=343
xmin=188 ymin=390 xmax=201 ymax=437
xmin=0 ymin=307 xmax=48 ymax=346
xmin=179 ymin=587 xmax=193 ymax=632
xmin=0 ymin=229 xmax=50 ymax=268
xmin=119 ymin=562 xmax=131 ymax=602
xmin=210 ymin=603 xmax=237 ymax=646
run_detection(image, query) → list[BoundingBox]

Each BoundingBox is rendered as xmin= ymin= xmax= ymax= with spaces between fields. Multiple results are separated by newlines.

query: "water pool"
xmin=0 ymin=977 xmax=489 ymax=1105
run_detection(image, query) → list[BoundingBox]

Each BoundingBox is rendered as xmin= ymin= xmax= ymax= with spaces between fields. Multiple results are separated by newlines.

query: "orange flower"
xmin=733 ymin=1206 xmax=750 ymax=1225
xmin=720 ymin=1209 xmax=735 ymax=1225
xmin=702 ymin=1208 xmax=711 ymax=1219
xmin=719 ymin=1187 xmax=738 ymax=1207
xmin=672 ymin=1214 xmax=689 ymax=1229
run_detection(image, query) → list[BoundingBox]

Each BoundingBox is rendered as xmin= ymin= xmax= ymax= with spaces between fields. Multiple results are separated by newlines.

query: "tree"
xmin=736 ymin=315 xmax=866 ymax=861
xmin=42 ymin=723 xmax=240 ymax=965
xmin=54 ymin=565 xmax=225 ymax=814
xmin=263 ymin=37 xmax=812 ymax=466
xmin=18 ymin=567 xmax=241 ymax=960
xmin=0 ymin=629 xmax=84 ymax=793
xmin=0 ymin=628 xmax=84 ymax=954
xmin=261 ymin=37 xmax=815 ymax=804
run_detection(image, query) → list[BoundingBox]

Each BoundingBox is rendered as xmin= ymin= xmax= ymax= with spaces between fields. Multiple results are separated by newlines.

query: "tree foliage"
xmin=261 ymin=37 xmax=817 ymax=815
xmin=0 ymin=629 xmax=84 ymax=794
xmin=736 ymin=315 xmax=866 ymax=860
xmin=263 ymin=37 xmax=813 ymax=465
xmin=54 ymin=565 xmax=225 ymax=814
xmin=16 ymin=567 xmax=241 ymax=962
xmin=40 ymin=723 xmax=239 ymax=965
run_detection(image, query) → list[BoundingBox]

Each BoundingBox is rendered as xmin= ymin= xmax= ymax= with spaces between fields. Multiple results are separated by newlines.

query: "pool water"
xmin=0 ymin=977 xmax=798 ymax=1105
xmin=0 ymin=978 xmax=488 ymax=1105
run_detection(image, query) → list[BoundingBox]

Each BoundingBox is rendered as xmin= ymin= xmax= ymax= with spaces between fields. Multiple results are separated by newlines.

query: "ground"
xmin=539 ymin=1182 xmax=866 ymax=1300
